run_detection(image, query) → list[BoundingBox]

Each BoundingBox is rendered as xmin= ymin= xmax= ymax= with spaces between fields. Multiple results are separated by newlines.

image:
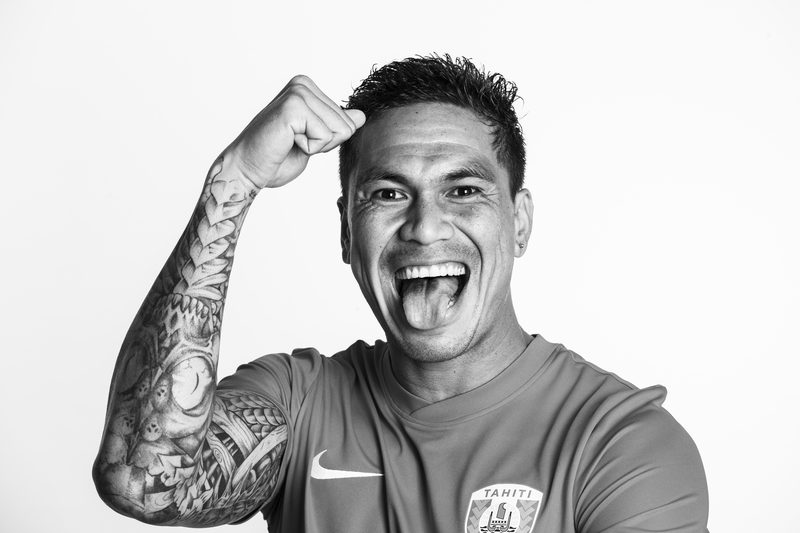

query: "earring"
xmin=518 ymin=242 xmax=525 ymax=249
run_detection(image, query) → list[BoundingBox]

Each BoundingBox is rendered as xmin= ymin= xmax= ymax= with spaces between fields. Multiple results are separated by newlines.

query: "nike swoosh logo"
xmin=310 ymin=450 xmax=383 ymax=480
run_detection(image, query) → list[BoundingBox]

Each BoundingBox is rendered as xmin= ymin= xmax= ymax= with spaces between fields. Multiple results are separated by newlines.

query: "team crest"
xmin=464 ymin=483 xmax=543 ymax=533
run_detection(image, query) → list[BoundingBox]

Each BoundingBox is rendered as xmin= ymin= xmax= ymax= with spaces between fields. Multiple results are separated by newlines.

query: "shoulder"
xmin=567 ymin=376 xmax=708 ymax=531
xmin=548 ymin=344 xmax=694 ymax=459
xmin=542 ymin=342 xmax=683 ymax=438
xmin=217 ymin=340 xmax=383 ymax=397
xmin=549 ymin=342 xmax=641 ymax=394
xmin=535 ymin=338 xmax=709 ymax=531
xmin=576 ymin=390 xmax=708 ymax=531
xmin=576 ymin=384 xmax=702 ymax=474
xmin=328 ymin=339 xmax=384 ymax=369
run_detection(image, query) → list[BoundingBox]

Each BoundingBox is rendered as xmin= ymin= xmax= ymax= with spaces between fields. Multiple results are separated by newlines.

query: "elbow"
xmin=93 ymin=456 xmax=185 ymax=526
xmin=93 ymin=456 xmax=153 ymax=524
xmin=92 ymin=457 xmax=223 ymax=528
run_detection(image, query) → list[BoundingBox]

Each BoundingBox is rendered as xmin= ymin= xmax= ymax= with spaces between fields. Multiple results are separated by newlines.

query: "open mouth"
xmin=394 ymin=262 xmax=468 ymax=329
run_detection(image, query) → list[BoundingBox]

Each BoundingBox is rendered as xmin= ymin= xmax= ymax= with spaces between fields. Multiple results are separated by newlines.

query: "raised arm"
xmin=93 ymin=76 xmax=365 ymax=526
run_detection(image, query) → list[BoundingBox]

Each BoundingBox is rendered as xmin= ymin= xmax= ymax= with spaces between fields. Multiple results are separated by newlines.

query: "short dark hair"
xmin=339 ymin=54 xmax=525 ymax=199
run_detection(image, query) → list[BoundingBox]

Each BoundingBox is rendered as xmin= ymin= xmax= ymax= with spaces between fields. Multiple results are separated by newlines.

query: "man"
xmin=94 ymin=55 xmax=709 ymax=532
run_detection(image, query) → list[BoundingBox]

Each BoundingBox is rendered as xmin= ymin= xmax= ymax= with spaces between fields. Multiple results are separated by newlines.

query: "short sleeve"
xmin=574 ymin=387 xmax=709 ymax=533
xmin=216 ymin=347 xmax=325 ymax=520
xmin=217 ymin=347 xmax=324 ymax=425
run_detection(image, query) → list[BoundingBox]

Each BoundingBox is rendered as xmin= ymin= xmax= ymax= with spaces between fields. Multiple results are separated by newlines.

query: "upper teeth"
xmin=396 ymin=262 xmax=466 ymax=280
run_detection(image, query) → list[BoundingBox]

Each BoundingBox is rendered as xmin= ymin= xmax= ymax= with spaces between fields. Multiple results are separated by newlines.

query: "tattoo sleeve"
xmin=94 ymin=157 xmax=288 ymax=526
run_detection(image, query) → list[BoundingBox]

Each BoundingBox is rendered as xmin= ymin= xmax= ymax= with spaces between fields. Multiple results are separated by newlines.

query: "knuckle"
xmin=279 ymin=76 xmax=313 ymax=104
xmin=289 ymin=74 xmax=312 ymax=86
xmin=283 ymin=90 xmax=305 ymax=105
xmin=280 ymin=89 xmax=311 ymax=111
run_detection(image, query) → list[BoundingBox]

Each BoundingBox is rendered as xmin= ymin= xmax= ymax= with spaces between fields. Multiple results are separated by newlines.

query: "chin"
xmin=388 ymin=327 xmax=476 ymax=364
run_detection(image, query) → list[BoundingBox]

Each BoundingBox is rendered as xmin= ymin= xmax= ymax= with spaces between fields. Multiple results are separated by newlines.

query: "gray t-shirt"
xmin=218 ymin=335 xmax=708 ymax=532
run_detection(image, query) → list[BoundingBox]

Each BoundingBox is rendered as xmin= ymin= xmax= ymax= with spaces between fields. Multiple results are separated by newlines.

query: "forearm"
xmin=94 ymin=153 xmax=258 ymax=521
xmin=94 ymin=76 xmax=363 ymax=526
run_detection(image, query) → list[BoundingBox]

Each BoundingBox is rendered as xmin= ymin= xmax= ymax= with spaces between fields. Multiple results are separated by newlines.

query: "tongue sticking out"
xmin=401 ymin=276 xmax=460 ymax=330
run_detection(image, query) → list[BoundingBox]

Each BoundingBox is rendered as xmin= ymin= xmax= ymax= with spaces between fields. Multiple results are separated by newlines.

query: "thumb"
xmin=345 ymin=109 xmax=367 ymax=130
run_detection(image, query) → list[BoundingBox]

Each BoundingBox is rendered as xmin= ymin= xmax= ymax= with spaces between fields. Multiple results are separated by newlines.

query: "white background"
xmin=1 ymin=1 xmax=797 ymax=532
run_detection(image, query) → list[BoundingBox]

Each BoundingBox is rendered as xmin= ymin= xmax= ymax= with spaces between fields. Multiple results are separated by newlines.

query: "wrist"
xmin=212 ymin=150 xmax=262 ymax=200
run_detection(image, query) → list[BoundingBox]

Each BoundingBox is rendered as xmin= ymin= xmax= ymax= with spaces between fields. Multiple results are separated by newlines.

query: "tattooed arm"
xmin=93 ymin=76 xmax=365 ymax=526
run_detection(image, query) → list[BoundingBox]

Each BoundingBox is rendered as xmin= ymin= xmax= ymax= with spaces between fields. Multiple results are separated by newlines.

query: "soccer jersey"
xmin=218 ymin=335 xmax=708 ymax=532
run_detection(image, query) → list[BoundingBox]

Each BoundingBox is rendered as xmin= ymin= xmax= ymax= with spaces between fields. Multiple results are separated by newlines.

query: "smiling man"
xmin=341 ymin=101 xmax=532 ymax=397
xmin=94 ymin=56 xmax=709 ymax=532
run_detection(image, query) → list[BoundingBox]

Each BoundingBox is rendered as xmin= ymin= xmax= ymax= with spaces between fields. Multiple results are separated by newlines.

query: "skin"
xmin=94 ymin=76 xmax=532 ymax=525
xmin=94 ymin=76 xmax=365 ymax=526
xmin=339 ymin=103 xmax=534 ymax=402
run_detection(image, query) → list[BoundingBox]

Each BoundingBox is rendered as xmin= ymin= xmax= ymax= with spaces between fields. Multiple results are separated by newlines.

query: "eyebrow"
xmin=355 ymin=162 xmax=497 ymax=188
xmin=442 ymin=163 xmax=497 ymax=184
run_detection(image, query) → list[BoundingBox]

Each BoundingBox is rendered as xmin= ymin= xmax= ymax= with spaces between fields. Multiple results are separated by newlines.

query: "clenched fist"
xmin=225 ymin=75 xmax=366 ymax=190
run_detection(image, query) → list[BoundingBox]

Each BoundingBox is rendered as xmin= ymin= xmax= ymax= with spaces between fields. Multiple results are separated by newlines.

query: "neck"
xmin=388 ymin=322 xmax=532 ymax=403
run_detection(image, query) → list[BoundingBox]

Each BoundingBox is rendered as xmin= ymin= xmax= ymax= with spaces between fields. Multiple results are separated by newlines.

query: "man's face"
xmin=339 ymin=103 xmax=532 ymax=363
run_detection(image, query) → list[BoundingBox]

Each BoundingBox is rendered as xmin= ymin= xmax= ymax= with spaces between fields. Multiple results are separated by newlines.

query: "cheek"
xmin=348 ymin=219 xmax=385 ymax=288
xmin=461 ymin=210 xmax=516 ymax=275
xmin=460 ymin=207 xmax=511 ymax=244
xmin=350 ymin=211 xmax=395 ymax=261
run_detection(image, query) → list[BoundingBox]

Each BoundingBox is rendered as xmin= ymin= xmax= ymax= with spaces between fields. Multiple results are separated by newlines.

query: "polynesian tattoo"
xmin=95 ymin=157 xmax=287 ymax=525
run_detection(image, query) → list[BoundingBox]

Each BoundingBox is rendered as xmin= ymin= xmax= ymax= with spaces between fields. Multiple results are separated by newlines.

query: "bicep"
xmin=176 ymin=389 xmax=289 ymax=526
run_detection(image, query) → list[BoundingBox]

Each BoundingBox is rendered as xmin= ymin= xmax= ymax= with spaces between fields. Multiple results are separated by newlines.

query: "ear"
xmin=513 ymin=188 xmax=533 ymax=258
xmin=337 ymin=197 xmax=351 ymax=264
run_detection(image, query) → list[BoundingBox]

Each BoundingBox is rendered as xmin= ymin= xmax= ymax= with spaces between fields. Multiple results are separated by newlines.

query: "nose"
xmin=399 ymin=194 xmax=454 ymax=245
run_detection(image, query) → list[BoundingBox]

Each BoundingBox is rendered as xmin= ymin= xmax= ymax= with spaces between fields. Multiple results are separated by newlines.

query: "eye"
xmin=450 ymin=185 xmax=480 ymax=197
xmin=372 ymin=189 xmax=406 ymax=201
